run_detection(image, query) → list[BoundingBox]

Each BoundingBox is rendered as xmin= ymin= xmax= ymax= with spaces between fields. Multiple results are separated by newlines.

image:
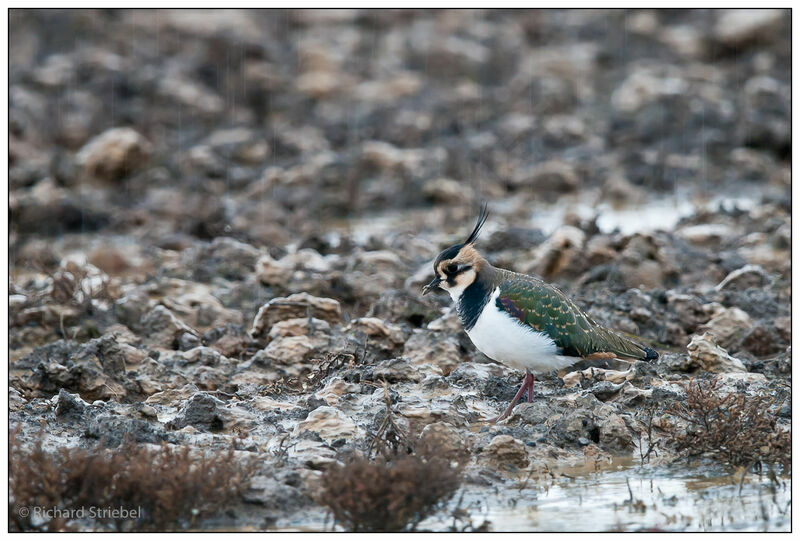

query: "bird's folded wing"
xmin=496 ymin=279 xmax=649 ymax=360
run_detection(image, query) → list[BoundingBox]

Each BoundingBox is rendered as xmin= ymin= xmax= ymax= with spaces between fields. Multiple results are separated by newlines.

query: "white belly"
xmin=465 ymin=288 xmax=577 ymax=374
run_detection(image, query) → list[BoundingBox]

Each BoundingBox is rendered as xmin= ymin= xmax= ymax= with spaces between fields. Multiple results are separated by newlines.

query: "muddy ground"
xmin=9 ymin=9 xmax=791 ymax=532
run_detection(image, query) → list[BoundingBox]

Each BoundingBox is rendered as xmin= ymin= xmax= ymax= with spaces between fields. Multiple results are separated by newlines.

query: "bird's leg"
xmin=526 ymin=371 xmax=535 ymax=403
xmin=488 ymin=371 xmax=534 ymax=423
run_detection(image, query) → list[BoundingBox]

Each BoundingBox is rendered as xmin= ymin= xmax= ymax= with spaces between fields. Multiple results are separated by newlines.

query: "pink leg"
xmin=527 ymin=372 xmax=535 ymax=403
xmin=487 ymin=371 xmax=534 ymax=423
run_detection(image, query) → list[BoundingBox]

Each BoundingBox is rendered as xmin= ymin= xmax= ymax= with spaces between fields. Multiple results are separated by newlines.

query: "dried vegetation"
xmin=318 ymin=385 xmax=464 ymax=532
xmin=9 ymin=428 xmax=257 ymax=532
xmin=665 ymin=379 xmax=790 ymax=471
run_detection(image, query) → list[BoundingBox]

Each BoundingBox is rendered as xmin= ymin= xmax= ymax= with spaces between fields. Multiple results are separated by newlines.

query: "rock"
xmin=162 ymin=290 xmax=242 ymax=329
xmin=257 ymin=336 xmax=322 ymax=366
xmin=49 ymin=256 xmax=110 ymax=306
xmin=314 ymin=377 xmax=359 ymax=406
xmin=9 ymin=294 xmax=27 ymax=311
xmin=287 ymin=439 xmax=337 ymax=469
xmin=20 ymin=337 xmax=129 ymax=401
xmin=76 ymin=127 xmax=152 ymax=182
xmin=10 ymin=179 xmax=111 ymax=235
xmin=182 ymin=346 xmax=224 ymax=366
xmin=88 ymin=245 xmax=137 ymax=276
xmin=422 ymin=177 xmax=473 ymax=204
xmin=54 ymin=388 xmax=87 ymax=417
xmin=252 ymin=396 xmax=301 ymax=412
xmin=167 ymin=392 xmax=225 ymax=431
xmin=738 ymin=75 xmax=790 ymax=157
xmin=739 ymin=325 xmax=787 ymax=357
xmin=287 ymin=249 xmax=338 ymax=273
xmin=591 ymin=380 xmax=627 ymax=401
xmin=250 ymin=293 xmax=342 ymax=337
xmin=677 ymin=224 xmax=736 ymax=247
xmin=611 ymin=70 xmax=687 ymax=113
xmin=603 ymin=174 xmax=645 ymax=205
xmin=113 ymin=289 xmax=151 ymax=330
xmin=714 ymin=372 xmax=767 ymax=386
xmin=347 ymin=317 xmax=404 ymax=343
xmin=17 ymin=304 xmax=81 ymax=328
xmin=367 ymin=357 xmax=422 ymax=384
xmin=361 ymin=140 xmax=418 ymax=172
xmin=89 ymin=334 xmax=138 ymax=376
xmin=524 ymin=225 xmax=585 ymax=280
xmin=197 ymin=237 xmax=260 ymax=281
xmin=145 ymin=384 xmax=200 ymax=406
xmin=353 ymin=72 xmax=423 ymax=103
xmin=141 ymin=305 xmax=196 ymax=349
xmin=9 ymin=387 xmax=26 ymax=411
xmin=244 ymin=475 xmax=304 ymax=508
xmin=558 ymin=409 xmax=598 ymax=446
xmin=255 ymin=250 xmax=337 ymax=287
xmin=269 ymin=317 xmax=331 ymax=339
xmin=543 ymin=114 xmax=586 ymax=145
xmin=427 ymin=310 xmax=462 ymax=333
xmin=483 ymin=435 xmax=529 ymax=470
xmin=666 ymin=291 xmax=710 ymax=333
xmin=659 ymin=24 xmax=704 ymax=58
xmin=715 ymin=264 xmax=771 ymax=291
xmin=713 ymin=9 xmax=784 ymax=47
xmin=179 ymin=332 xmax=201 ymax=351
xmin=86 ymin=412 xmax=168 ymax=447
xmin=698 ymin=306 xmax=752 ymax=350
xmin=355 ymin=250 xmax=405 ymax=273
xmin=686 ymin=332 xmax=746 ymax=373
xmin=420 ymin=422 xmax=464 ymax=460
xmin=615 ymin=236 xmax=677 ymax=289
xmin=596 ymin=413 xmax=633 ymax=451
xmin=512 ymin=160 xmax=579 ymax=197
xmin=255 ymin=254 xmax=291 ymax=287
xmin=293 ymin=406 xmax=360 ymax=444
xmin=514 ymin=401 xmax=562 ymax=425
xmin=33 ymin=53 xmax=75 ymax=88
xmin=347 ymin=317 xmax=406 ymax=356
xmin=207 ymin=332 xmax=246 ymax=359
xmin=403 ymin=331 xmax=461 ymax=376
xmin=136 ymin=403 xmax=158 ymax=419
xmin=367 ymin=289 xmax=439 ymax=327
xmin=296 ymin=70 xmax=351 ymax=99
xmin=158 ymin=76 xmax=224 ymax=115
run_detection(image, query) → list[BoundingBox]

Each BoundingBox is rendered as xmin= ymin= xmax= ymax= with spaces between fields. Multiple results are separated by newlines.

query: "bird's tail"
xmin=591 ymin=327 xmax=659 ymax=361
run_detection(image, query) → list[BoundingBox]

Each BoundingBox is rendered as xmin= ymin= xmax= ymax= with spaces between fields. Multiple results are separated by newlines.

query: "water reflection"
xmin=422 ymin=459 xmax=790 ymax=532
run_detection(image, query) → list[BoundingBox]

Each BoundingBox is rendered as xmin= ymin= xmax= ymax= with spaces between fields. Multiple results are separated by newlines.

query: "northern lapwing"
xmin=423 ymin=204 xmax=658 ymax=422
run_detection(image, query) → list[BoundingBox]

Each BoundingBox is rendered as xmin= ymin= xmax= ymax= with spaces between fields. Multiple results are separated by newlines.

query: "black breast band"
xmin=458 ymin=278 xmax=491 ymax=331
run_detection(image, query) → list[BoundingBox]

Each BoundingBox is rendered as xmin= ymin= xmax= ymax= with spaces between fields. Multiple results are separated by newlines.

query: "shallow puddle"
xmin=421 ymin=459 xmax=791 ymax=532
xmin=529 ymin=192 xmax=760 ymax=236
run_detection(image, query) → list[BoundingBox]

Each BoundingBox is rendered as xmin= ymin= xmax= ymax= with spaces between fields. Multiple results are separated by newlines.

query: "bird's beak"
xmin=422 ymin=276 xmax=442 ymax=296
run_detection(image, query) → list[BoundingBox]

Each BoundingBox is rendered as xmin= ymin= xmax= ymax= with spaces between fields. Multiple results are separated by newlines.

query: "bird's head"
xmin=422 ymin=203 xmax=489 ymax=298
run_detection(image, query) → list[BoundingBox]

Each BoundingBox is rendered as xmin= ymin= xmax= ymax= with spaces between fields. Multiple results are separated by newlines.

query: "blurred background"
xmin=9 ymin=8 xmax=791 ymax=346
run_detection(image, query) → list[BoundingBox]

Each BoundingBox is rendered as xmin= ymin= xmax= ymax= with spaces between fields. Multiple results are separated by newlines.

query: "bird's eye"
xmin=446 ymin=263 xmax=459 ymax=274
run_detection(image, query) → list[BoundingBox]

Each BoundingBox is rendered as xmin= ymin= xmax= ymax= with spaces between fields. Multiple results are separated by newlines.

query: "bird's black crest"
xmin=435 ymin=244 xmax=462 ymax=266
xmin=464 ymin=202 xmax=489 ymax=246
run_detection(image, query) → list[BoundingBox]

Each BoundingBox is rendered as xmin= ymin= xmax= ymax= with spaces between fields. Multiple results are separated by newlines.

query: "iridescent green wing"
xmin=495 ymin=276 xmax=648 ymax=359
